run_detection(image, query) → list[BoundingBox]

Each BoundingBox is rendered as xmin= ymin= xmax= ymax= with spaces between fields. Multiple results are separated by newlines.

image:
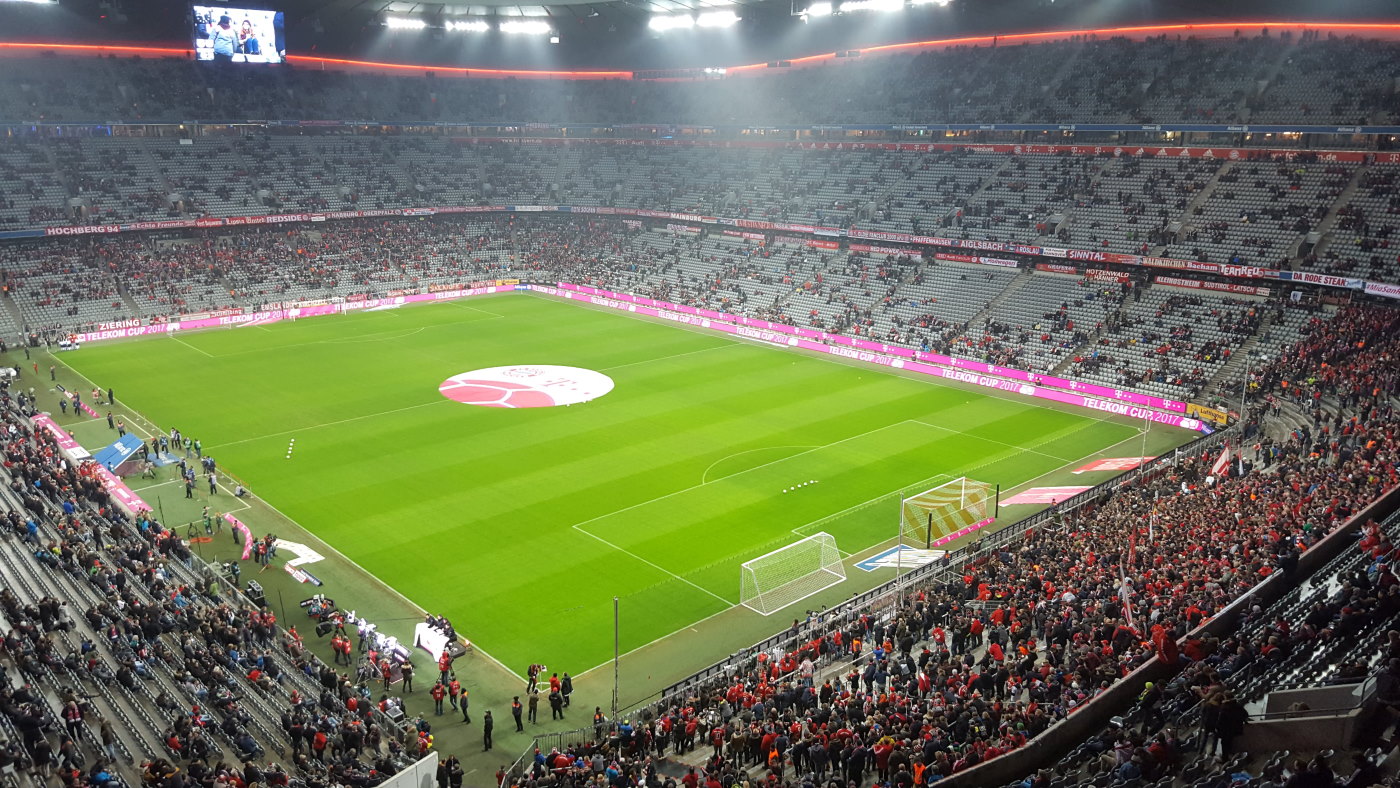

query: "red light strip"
xmin=5 ymin=20 xmax=1400 ymax=79
xmin=725 ymin=20 xmax=1400 ymax=73
xmin=283 ymin=54 xmax=632 ymax=79
xmin=0 ymin=42 xmax=192 ymax=56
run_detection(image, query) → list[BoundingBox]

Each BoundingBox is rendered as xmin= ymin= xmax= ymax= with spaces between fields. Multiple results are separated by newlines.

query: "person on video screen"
xmin=210 ymin=15 xmax=238 ymax=62
xmin=238 ymin=20 xmax=262 ymax=57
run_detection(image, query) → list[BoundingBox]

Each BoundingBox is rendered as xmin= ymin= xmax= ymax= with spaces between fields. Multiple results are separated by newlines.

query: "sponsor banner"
xmin=1288 ymin=271 xmax=1364 ymax=289
xmin=129 ymin=219 xmax=198 ymax=231
xmin=75 ymin=323 xmax=171 ymax=343
xmin=808 ymin=239 xmax=840 ymax=250
xmin=1072 ymin=457 xmax=1154 ymax=475
xmin=1036 ymin=263 xmax=1080 ymax=275
xmin=978 ymin=257 xmax=1019 ymax=268
xmin=32 ymin=414 xmax=91 ymax=461
xmin=1001 ymin=486 xmax=1092 ymax=506
xmin=849 ymin=243 xmax=914 ymax=257
xmin=665 ymin=223 xmax=701 ymax=234
xmin=448 ymin=137 xmax=1370 ymax=162
xmin=1186 ymin=402 xmax=1231 ymax=426
xmin=96 ymin=318 xmax=143 ymax=331
xmin=856 ymin=545 xmax=947 ymax=572
xmin=1154 ymin=275 xmax=1272 ymax=297
xmin=44 ymin=224 xmax=120 ymax=236
xmin=24 ymin=192 xmax=1396 ymax=298
xmin=34 ymin=412 xmax=149 ymax=514
xmin=936 ymin=252 xmax=1017 ymax=268
xmin=90 ymin=463 xmax=153 ymax=514
xmin=553 ymin=283 xmax=1206 ymax=431
xmin=1366 ymin=281 xmax=1400 ymax=300
xmin=1086 ymin=268 xmax=1129 ymax=283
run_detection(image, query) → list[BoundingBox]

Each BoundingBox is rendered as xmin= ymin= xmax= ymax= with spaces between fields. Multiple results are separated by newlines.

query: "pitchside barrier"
xmin=500 ymin=427 xmax=1234 ymax=788
xmin=939 ymin=482 xmax=1400 ymax=788
xmin=635 ymin=425 xmax=1233 ymax=716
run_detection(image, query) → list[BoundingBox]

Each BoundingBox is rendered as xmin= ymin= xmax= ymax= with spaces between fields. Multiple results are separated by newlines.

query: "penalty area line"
xmin=168 ymin=334 xmax=216 ymax=359
xmin=571 ymin=524 xmax=734 ymax=607
xmin=207 ymin=399 xmax=451 ymax=450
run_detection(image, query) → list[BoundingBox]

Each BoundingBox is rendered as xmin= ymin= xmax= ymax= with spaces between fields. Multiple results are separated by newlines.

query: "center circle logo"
xmin=438 ymin=365 xmax=615 ymax=409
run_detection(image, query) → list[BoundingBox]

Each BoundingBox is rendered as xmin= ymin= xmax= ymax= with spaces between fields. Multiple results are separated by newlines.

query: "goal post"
xmin=739 ymin=532 xmax=846 ymax=616
xmin=900 ymin=477 xmax=997 ymax=549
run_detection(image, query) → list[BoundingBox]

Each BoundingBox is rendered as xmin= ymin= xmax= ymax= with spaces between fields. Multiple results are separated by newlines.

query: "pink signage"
xmin=32 ymin=414 xmax=91 ymax=460
xmin=1001 ymin=486 xmax=1093 ymax=506
xmin=553 ymin=283 xmax=1205 ymax=429
xmin=72 ymin=287 xmax=504 ymax=345
xmin=223 ymin=513 xmax=256 ymax=561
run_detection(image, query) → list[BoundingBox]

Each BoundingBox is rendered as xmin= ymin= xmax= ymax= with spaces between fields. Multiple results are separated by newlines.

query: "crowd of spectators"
xmin=512 ymin=300 xmax=1398 ymax=787
xmin=0 ymin=376 xmax=457 ymax=787
xmin=2 ymin=31 xmax=1399 ymax=127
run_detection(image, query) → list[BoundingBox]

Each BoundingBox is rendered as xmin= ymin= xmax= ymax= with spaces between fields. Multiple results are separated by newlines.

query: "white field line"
xmin=563 ymin=419 xmax=921 ymax=538
xmin=62 ymin=346 xmax=526 ymax=679
xmin=319 ymin=326 xmax=426 ymax=345
xmin=168 ymin=334 xmax=215 ymax=359
xmin=129 ymin=479 xmax=184 ymax=492
xmin=573 ymin=475 xmax=952 ymax=680
xmin=227 ymin=481 xmax=524 ymax=679
xmin=909 ymin=418 xmax=1078 ymax=462
xmin=700 ymin=445 xmax=819 ymax=485
xmin=207 ymin=399 xmax=450 ymax=450
xmin=788 ymin=473 xmax=955 ymax=541
xmin=599 ymin=342 xmax=738 ymax=373
xmin=572 ymin=524 xmax=734 ymax=605
xmin=444 ymin=300 xmax=508 ymax=319
xmin=576 ymin=424 xmax=1154 ymax=678
xmin=536 ymin=289 xmax=1158 ymax=428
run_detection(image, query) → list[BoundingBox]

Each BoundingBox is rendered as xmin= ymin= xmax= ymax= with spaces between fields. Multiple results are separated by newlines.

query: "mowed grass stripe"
xmin=64 ymin=294 xmax=1150 ymax=671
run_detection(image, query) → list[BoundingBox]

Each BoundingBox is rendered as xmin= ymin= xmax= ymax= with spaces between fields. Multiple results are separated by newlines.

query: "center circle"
xmin=438 ymin=365 xmax=615 ymax=408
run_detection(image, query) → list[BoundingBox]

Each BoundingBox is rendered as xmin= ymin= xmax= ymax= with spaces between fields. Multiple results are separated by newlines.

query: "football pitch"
xmin=61 ymin=292 xmax=1176 ymax=675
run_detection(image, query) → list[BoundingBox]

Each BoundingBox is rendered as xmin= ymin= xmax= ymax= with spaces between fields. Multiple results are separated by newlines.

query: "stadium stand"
xmin=0 ymin=26 xmax=1399 ymax=788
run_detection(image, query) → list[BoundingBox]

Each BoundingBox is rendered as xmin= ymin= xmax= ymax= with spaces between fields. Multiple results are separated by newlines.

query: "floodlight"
xmin=649 ymin=14 xmax=695 ymax=31
xmin=446 ymin=19 xmax=490 ymax=32
xmin=696 ymin=10 xmax=739 ymax=27
xmin=500 ymin=19 xmax=553 ymax=34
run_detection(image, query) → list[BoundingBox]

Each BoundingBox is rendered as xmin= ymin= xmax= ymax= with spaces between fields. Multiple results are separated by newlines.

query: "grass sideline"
xmin=47 ymin=292 xmax=1187 ymax=679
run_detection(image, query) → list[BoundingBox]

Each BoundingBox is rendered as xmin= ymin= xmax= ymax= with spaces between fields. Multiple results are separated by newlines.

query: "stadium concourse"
xmin=0 ymin=25 xmax=1397 ymax=788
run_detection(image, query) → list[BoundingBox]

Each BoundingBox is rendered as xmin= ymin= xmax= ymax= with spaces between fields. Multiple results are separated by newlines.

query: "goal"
xmin=739 ymin=532 xmax=845 ymax=616
xmin=900 ymin=477 xmax=997 ymax=548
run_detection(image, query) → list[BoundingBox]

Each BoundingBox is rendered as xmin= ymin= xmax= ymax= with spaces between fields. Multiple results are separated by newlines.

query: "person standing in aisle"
xmin=482 ymin=710 xmax=493 ymax=751
xmin=511 ymin=697 xmax=524 ymax=732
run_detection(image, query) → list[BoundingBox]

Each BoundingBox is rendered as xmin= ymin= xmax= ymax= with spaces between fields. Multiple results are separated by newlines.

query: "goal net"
xmin=900 ymin=477 xmax=996 ymax=548
xmin=739 ymin=532 xmax=845 ymax=616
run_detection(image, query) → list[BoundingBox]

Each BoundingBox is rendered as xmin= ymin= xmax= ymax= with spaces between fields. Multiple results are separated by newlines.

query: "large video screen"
xmin=193 ymin=6 xmax=284 ymax=64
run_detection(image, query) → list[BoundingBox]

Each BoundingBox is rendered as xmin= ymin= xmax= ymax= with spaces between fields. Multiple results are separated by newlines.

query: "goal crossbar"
xmin=739 ymin=532 xmax=845 ymax=616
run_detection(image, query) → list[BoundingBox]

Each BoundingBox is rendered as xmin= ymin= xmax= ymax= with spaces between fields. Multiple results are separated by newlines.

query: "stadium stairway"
xmin=961 ymin=268 xmax=1035 ymax=329
xmin=0 ymin=297 xmax=24 ymax=338
xmin=1302 ymin=168 xmax=1368 ymax=268
xmin=1198 ymin=308 xmax=1278 ymax=395
xmin=1169 ymin=160 xmax=1234 ymax=252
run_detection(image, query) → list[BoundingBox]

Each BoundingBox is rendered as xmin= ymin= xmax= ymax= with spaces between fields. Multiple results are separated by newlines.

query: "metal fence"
xmin=499 ymin=425 xmax=1233 ymax=785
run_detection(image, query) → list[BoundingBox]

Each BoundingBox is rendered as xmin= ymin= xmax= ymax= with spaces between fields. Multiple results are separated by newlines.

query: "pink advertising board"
xmin=33 ymin=415 xmax=152 ymax=513
xmin=551 ymin=283 xmax=1208 ymax=432
xmin=32 ymin=414 xmax=91 ymax=460
xmin=73 ymin=287 xmax=504 ymax=345
xmin=552 ymin=283 xmax=1204 ymax=429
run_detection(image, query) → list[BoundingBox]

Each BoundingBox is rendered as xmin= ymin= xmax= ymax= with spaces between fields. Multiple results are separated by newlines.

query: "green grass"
xmin=61 ymin=293 xmax=1155 ymax=674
